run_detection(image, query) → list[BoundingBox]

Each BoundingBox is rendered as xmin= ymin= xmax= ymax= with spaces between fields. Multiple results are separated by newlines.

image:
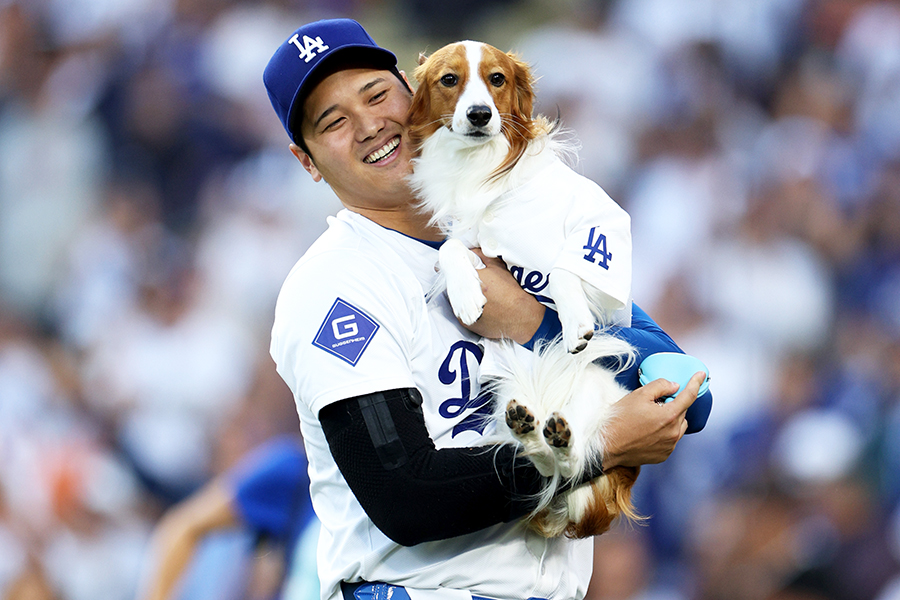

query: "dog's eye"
xmin=489 ymin=73 xmax=506 ymax=87
xmin=440 ymin=74 xmax=458 ymax=87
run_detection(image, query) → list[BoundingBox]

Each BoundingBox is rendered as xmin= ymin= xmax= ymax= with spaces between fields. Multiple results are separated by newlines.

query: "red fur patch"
xmin=408 ymin=42 xmax=468 ymax=151
xmin=528 ymin=466 xmax=642 ymax=539
xmin=566 ymin=466 xmax=641 ymax=539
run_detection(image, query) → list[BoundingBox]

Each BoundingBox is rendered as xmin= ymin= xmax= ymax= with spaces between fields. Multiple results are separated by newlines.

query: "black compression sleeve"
xmin=319 ymin=388 xmax=550 ymax=546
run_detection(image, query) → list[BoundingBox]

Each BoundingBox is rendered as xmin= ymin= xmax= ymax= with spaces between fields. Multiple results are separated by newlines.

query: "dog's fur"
xmin=407 ymin=41 xmax=641 ymax=538
xmin=484 ymin=335 xmax=642 ymax=538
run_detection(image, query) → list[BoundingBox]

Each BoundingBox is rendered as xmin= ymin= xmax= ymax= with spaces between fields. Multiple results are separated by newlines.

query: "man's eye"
xmin=489 ymin=73 xmax=505 ymax=87
xmin=323 ymin=117 xmax=344 ymax=131
xmin=371 ymin=90 xmax=387 ymax=102
xmin=440 ymin=74 xmax=458 ymax=87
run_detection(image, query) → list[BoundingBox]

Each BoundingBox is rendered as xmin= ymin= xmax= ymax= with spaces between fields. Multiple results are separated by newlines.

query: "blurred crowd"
xmin=1 ymin=0 xmax=900 ymax=599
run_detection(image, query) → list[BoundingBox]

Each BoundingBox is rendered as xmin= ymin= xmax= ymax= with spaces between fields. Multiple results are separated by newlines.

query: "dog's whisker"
xmin=499 ymin=123 xmax=529 ymax=138
xmin=498 ymin=117 xmax=532 ymax=137
xmin=413 ymin=117 xmax=445 ymax=130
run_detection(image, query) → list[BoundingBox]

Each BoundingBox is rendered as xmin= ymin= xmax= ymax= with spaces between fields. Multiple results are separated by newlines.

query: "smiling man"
xmin=263 ymin=18 xmax=702 ymax=600
xmin=292 ymin=67 xmax=422 ymax=231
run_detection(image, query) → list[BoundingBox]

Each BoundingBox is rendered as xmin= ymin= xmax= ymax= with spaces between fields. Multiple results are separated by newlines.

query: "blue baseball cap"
xmin=263 ymin=19 xmax=398 ymax=145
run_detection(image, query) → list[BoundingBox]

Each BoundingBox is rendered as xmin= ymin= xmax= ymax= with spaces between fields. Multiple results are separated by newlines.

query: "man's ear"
xmin=289 ymin=143 xmax=322 ymax=182
xmin=399 ymin=70 xmax=415 ymax=94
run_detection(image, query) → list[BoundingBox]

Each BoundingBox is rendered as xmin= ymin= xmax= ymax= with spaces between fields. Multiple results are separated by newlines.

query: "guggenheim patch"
xmin=313 ymin=298 xmax=379 ymax=366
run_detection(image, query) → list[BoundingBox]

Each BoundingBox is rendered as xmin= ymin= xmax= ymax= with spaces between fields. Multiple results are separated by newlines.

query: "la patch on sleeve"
xmin=312 ymin=298 xmax=380 ymax=366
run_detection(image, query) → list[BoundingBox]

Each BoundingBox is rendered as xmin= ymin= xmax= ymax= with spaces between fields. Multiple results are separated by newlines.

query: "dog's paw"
xmin=563 ymin=326 xmax=594 ymax=354
xmin=506 ymin=400 xmax=537 ymax=436
xmin=445 ymin=270 xmax=486 ymax=325
xmin=440 ymin=240 xmax=487 ymax=326
xmin=543 ymin=412 xmax=571 ymax=448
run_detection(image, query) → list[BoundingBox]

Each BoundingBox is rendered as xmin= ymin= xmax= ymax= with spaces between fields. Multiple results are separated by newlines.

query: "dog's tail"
xmin=564 ymin=465 xmax=644 ymax=539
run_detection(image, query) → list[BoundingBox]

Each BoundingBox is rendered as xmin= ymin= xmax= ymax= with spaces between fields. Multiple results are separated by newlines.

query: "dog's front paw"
xmin=448 ymin=284 xmax=486 ymax=326
xmin=441 ymin=243 xmax=487 ymax=325
xmin=548 ymin=268 xmax=596 ymax=353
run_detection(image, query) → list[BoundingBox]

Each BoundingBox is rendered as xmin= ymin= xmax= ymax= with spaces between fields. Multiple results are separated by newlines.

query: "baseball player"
xmin=140 ymin=436 xmax=317 ymax=600
xmin=264 ymin=18 xmax=705 ymax=600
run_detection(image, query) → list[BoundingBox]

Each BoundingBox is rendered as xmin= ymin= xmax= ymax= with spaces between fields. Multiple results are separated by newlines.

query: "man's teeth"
xmin=364 ymin=137 xmax=399 ymax=163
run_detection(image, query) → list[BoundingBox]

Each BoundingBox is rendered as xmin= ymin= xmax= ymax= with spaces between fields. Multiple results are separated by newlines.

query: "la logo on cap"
xmin=289 ymin=33 xmax=329 ymax=63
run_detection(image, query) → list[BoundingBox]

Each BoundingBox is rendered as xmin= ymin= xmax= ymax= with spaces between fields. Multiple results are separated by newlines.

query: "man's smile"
xmin=364 ymin=136 xmax=401 ymax=164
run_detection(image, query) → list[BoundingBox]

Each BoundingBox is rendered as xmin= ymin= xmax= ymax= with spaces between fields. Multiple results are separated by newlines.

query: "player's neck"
xmin=351 ymin=204 xmax=442 ymax=242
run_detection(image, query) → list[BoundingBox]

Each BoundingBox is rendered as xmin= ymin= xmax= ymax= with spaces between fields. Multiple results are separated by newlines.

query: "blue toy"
xmin=638 ymin=352 xmax=710 ymax=403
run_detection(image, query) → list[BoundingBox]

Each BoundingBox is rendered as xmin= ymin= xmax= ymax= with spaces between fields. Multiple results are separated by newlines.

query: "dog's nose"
xmin=466 ymin=105 xmax=492 ymax=128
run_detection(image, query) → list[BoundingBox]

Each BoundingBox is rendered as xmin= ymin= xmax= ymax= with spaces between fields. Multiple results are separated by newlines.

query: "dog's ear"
xmin=407 ymin=64 xmax=431 ymax=153
xmin=412 ymin=53 xmax=431 ymax=97
xmin=490 ymin=51 xmax=538 ymax=181
xmin=507 ymin=51 xmax=535 ymax=121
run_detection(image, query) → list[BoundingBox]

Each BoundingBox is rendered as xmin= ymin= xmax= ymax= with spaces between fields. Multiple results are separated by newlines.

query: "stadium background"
xmin=2 ymin=0 xmax=900 ymax=598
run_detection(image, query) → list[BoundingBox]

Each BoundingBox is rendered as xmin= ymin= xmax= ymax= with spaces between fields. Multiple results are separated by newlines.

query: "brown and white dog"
xmin=407 ymin=41 xmax=641 ymax=538
xmin=407 ymin=41 xmax=633 ymax=354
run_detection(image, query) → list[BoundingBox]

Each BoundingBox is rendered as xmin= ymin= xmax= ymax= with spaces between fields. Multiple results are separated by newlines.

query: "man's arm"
xmin=318 ymin=378 xmax=699 ymax=547
xmin=139 ymin=481 xmax=240 ymax=600
xmin=462 ymin=252 xmax=702 ymax=467
xmin=468 ymin=251 xmax=708 ymax=440
xmin=600 ymin=372 xmax=704 ymax=469
xmin=318 ymin=388 xmax=550 ymax=546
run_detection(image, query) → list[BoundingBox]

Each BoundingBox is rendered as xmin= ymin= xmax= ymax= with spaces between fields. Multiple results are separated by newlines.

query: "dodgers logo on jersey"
xmin=312 ymin=298 xmax=379 ymax=366
xmin=438 ymin=341 xmax=493 ymax=437
xmin=583 ymin=226 xmax=612 ymax=269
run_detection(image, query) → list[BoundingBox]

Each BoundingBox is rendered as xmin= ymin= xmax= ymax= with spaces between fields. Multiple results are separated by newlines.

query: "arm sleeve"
xmin=526 ymin=303 xmax=712 ymax=433
xmin=522 ymin=302 xmax=677 ymax=387
xmin=607 ymin=303 xmax=712 ymax=433
xmin=318 ymin=387 xmax=600 ymax=546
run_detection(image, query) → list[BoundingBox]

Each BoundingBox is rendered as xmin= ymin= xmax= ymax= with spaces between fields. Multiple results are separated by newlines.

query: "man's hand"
xmin=601 ymin=371 xmax=706 ymax=469
xmin=461 ymin=249 xmax=545 ymax=344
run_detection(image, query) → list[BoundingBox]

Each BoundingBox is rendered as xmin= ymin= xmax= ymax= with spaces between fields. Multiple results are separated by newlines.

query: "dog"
xmin=407 ymin=40 xmax=634 ymax=356
xmin=407 ymin=41 xmax=642 ymax=538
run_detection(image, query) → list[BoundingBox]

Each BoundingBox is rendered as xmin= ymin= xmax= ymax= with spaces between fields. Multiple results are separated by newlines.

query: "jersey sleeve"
xmin=271 ymin=248 xmax=421 ymax=418
xmin=554 ymin=180 xmax=633 ymax=315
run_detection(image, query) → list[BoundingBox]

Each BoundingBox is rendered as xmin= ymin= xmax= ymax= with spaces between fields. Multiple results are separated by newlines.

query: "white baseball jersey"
xmin=461 ymin=153 xmax=633 ymax=327
xmin=270 ymin=209 xmax=593 ymax=600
